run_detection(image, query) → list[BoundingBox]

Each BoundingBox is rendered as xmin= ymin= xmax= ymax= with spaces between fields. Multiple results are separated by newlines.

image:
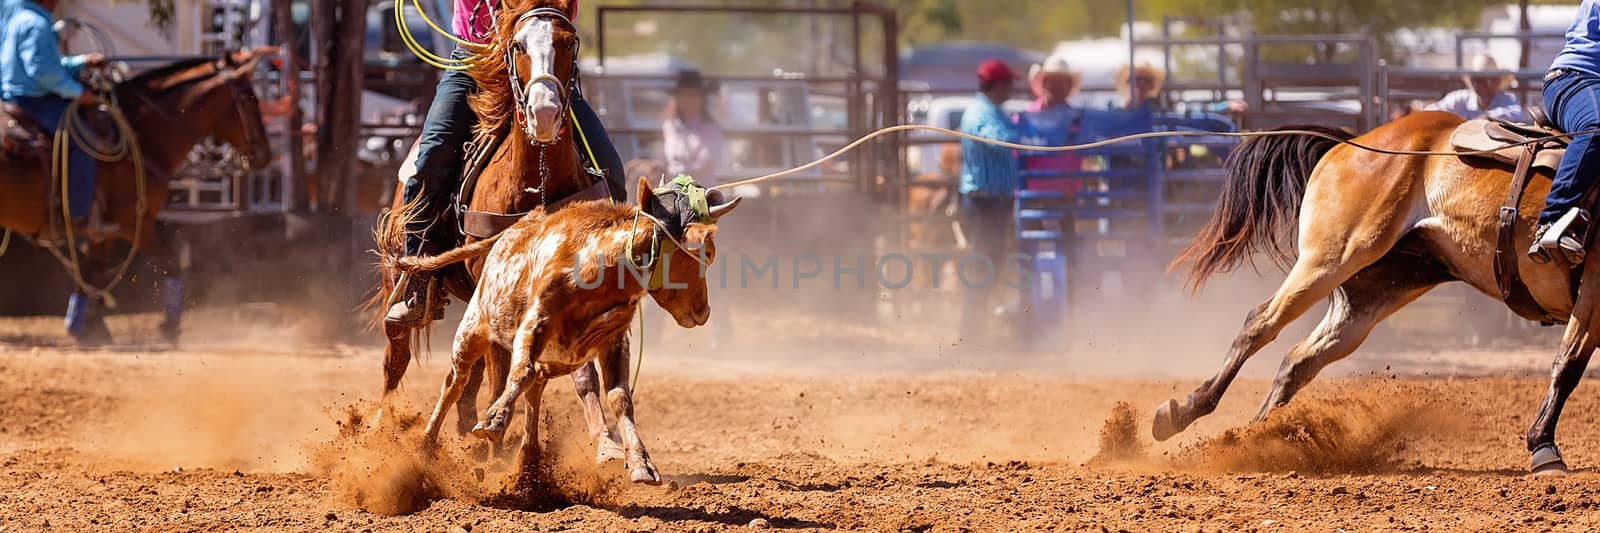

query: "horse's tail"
xmin=1171 ymin=125 xmax=1354 ymax=290
xmin=395 ymin=231 xmax=505 ymax=273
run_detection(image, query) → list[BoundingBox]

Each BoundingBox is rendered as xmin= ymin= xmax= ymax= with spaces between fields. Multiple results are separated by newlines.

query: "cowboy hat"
xmin=1462 ymin=54 xmax=1514 ymax=90
xmin=1115 ymin=63 xmax=1166 ymax=100
xmin=673 ymin=69 xmax=717 ymax=92
xmin=1029 ymin=55 xmax=1082 ymax=94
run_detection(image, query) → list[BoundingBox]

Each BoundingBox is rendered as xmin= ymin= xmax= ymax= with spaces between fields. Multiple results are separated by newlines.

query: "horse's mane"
xmin=468 ymin=0 xmax=573 ymax=136
xmin=127 ymin=58 xmax=218 ymax=92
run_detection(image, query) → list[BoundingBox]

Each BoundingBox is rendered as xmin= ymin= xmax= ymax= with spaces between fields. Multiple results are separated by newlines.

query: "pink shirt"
xmin=452 ymin=0 xmax=578 ymax=45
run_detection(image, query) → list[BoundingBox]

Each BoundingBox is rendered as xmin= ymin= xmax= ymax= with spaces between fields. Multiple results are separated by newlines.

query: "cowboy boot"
xmin=386 ymin=179 xmax=443 ymax=326
xmin=385 ymin=271 xmax=436 ymax=326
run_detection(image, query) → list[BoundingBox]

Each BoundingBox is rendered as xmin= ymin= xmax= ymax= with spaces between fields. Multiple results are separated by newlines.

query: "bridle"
xmin=504 ymin=7 xmax=581 ymax=145
xmin=220 ymin=68 xmax=268 ymax=166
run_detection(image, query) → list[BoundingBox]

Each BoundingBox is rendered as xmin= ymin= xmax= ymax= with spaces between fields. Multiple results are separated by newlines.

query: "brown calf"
xmin=397 ymin=177 xmax=740 ymax=483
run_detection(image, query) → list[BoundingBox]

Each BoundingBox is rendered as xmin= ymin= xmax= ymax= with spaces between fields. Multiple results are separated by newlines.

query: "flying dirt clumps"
xmin=310 ymin=404 xmax=489 ymax=515
xmin=1178 ymin=390 xmax=1455 ymax=474
xmin=1087 ymin=402 xmax=1146 ymax=466
xmin=310 ymin=402 xmax=625 ymax=515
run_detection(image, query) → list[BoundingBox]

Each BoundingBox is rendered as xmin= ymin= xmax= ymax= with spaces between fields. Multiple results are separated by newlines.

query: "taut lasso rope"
xmin=709 ymin=123 xmax=1600 ymax=191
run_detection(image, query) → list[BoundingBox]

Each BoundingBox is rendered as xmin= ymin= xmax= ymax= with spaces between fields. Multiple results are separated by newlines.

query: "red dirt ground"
xmin=4 ymin=310 xmax=1600 ymax=531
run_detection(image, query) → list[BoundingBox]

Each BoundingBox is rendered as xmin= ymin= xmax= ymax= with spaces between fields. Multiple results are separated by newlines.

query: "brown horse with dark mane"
xmin=1152 ymin=110 xmax=1600 ymax=475
xmin=373 ymin=0 xmax=664 ymax=484
xmin=0 ymin=50 xmax=273 ymax=343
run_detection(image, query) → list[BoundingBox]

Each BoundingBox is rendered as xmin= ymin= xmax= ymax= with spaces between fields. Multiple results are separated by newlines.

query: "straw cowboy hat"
xmin=1029 ymin=55 xmax=1082 ymax=91
xmin=1116 ymin=63 xmax=1166 ymax=101
xmin=1463 ymin=54 xmax=1514 ymax=91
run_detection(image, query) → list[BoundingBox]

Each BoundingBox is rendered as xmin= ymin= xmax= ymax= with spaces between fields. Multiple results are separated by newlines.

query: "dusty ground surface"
xmin=5 ymin=308 xmax=1600 ymax=531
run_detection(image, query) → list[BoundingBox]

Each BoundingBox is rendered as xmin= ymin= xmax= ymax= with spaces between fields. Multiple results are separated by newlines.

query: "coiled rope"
xmin=48 ymin=89 xmax=147 ymax=308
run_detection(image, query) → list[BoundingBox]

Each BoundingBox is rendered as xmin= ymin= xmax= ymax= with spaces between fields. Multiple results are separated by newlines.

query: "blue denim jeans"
xmin=1540 ymin=69 xmax=1600 ymax=224
xmin=403 ymin=49 xmax=625 ymax=254
xmin=10 ymin=95 xmax=93 ymax=220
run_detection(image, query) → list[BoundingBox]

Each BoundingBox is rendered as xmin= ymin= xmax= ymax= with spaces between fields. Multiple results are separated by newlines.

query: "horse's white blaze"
xmin=513 ymin=17 xmax=561 ymax=142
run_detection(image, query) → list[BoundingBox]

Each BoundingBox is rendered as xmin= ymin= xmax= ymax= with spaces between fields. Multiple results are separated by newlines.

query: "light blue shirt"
xmin=1425 ymin=89 xmax=1526 ymax=123
xmin=958 ymin=92 xmax=1021 ymax=195
xmin=0 ymin=0 xmax=86 ymax=100
xmin=1552 ymin=0 xmax=1600 ymax=77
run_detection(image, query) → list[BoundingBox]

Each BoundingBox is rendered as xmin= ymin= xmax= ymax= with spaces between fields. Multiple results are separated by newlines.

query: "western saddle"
xmin=1449 ymin=108 xmax=1573 ymax=324
xmin=0 ymin=101 xmax=49 ymax=161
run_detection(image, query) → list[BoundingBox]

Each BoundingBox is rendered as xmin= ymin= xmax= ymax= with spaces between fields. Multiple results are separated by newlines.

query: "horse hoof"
xmin=629 ymin=462 xmax=662 ymax=486
xmin=1151 ymin=399 xmax=1185 ymax=442
xmin=471 ymin=419 xmax=506 ymax=443
xmin=1531 ymin=444 xmax=1569 ymax=476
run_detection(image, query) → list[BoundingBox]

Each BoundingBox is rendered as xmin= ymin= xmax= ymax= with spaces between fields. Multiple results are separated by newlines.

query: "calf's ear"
xmin=635 ymin=176 xmax=656 ymax=209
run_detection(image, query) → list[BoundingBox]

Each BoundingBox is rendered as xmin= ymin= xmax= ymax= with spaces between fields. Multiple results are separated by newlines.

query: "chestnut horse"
xmin=0 ymin=51 xmax=273 ymax=342
xmin=1153 ymin=111 xmax=1598 ymax=475
xmin=373 ymin=0 xmax=661 ymax=483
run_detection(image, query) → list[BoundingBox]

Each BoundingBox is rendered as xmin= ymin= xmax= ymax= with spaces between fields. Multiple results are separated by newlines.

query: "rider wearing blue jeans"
xmin=386 ymin=0 xmax=626 ymax=325
xmin=1532 ymin=0 xmax=1600 ymax=264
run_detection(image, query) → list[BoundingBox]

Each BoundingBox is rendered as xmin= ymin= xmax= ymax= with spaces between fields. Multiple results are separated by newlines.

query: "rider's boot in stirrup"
xmin=1530 ymin=207 xmax=1590 ymax=265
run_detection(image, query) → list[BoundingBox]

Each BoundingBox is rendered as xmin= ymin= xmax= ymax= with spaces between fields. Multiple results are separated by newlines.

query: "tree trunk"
xmin=272 ymin=0 xmax=305 ymax=210
xmin=310 ymin=0 xmax=369 ymax=213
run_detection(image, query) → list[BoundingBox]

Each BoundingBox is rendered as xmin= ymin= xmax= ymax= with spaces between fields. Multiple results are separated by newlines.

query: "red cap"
xmin=977 ymin=59 xmax=1018 ymax=84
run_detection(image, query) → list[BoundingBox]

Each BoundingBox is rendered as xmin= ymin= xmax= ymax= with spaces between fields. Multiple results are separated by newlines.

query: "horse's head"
xmin=635 ymin=176 xmax=742 ymax=328
xmin=209 ymin=49 xmax=274 ymax=169
xmin=472 ymin=0 xmax=580 ymax=145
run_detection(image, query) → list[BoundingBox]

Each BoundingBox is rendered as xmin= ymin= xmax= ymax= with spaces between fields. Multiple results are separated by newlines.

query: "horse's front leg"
xmin=1526 ymin=253 xmax=1600 ymax=475
xmin=148 ymin=223 xmax=186 ymax=344
xmin=598 ymin=333 xmax=660 ymax=485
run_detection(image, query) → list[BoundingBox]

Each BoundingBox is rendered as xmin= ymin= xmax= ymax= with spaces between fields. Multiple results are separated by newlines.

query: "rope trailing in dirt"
xmin=710 ymin=123 xmax=1600 ymax=191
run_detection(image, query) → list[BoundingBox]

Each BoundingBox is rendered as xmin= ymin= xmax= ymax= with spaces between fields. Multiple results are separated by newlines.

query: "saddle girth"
xmin=1496 ymin=142 xmax=1563 ymax=325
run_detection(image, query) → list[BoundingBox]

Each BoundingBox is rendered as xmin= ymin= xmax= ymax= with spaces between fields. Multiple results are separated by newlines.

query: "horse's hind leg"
xmin=573 ymin=357 xmax=626 ymax=464
xmin=1253 ymin=250 xmax=1450 ymax=421
xmin=378 ymin=323 xmax=414 ymax=424
xmin=598 ymin=335 xmax=660 ymax=485
xmin=1526 ymin=250 xmax=1600 ymax=475
xmin=1153 ymin=244 xmax=1392 ymax=441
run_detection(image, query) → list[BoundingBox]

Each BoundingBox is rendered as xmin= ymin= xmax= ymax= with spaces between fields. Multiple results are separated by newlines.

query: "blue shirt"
xmin=1552 ymin=0 xmax=1600 ymax=77
xmin=0 ymin=0 xmax=86 ymax=100
xmin=958 ymin=93 xmax=1021 ymax=195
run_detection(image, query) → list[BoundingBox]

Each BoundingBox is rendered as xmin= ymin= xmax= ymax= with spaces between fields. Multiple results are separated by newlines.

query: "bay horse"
xmin=373 ymin=0 xmax=663 ymax=483
xmin=0 ymin=50 xmax=273 ymax=342
xmin=1152 ymin=111 xmax=1600 ymax=474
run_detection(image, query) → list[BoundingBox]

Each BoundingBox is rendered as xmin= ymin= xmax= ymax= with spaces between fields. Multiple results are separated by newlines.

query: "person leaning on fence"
xmin=1116 ymin=63 xmax=1246 ymax=113
xmin=662 ymin=70 xmax=724 ymax=186
xmin=0 ymin=0 xmax=108 ymax=236
xmin=957 ymin=59 xmax=1022 ymax=345
xmin=1425 ymin=54 xmax=1526 ymax=123
xmin=386 ymin=0 xmax=629 ymax=326
xmin=1530 ymin=0 xmax=1600 ymax=265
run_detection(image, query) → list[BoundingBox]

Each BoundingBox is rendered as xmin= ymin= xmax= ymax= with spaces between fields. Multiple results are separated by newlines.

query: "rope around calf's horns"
xmin=710 ymin=124 xmax=1600 ymax=192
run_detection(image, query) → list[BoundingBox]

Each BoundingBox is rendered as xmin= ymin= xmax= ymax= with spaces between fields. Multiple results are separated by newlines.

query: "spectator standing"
xmin=958 ymin=59 xmax=1022 ymax=345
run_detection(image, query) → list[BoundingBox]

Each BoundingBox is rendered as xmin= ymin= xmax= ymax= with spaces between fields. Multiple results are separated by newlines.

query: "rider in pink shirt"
xmin=388 ymin=0 xmax=625 ymax=325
